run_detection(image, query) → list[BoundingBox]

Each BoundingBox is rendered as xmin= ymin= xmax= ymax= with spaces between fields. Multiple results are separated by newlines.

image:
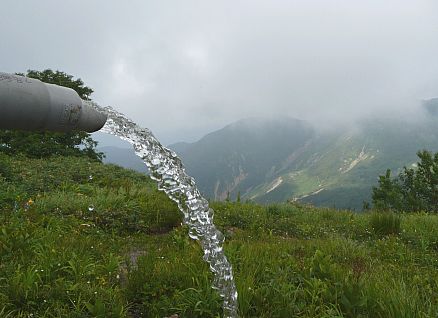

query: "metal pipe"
xmin=0 ymin=72 xmax=107 ymax=133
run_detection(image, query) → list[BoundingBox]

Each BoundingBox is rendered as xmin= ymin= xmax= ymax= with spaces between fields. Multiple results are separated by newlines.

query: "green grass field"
xmin=1 ymin=153 xmax=437 ymax=317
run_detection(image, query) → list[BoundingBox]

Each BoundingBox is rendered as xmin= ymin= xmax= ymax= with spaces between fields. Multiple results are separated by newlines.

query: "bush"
xmin=372 ymin=150 xmax=438 ymax=213
xmin=369 ymin=212 xmax=401 ymax=236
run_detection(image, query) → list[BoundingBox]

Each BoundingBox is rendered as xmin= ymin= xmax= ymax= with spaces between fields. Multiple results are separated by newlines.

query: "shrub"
xmin=372 ymin=150 xmax=438 ymax=213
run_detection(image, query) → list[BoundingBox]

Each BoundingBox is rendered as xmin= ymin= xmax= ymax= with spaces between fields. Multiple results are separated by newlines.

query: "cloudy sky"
xmin=1 ymin=1 xmax=437 ymax=144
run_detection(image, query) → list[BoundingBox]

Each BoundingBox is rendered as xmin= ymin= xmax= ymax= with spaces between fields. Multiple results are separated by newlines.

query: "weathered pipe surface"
xmin=0 ymin=72 xmax=107 ymax=133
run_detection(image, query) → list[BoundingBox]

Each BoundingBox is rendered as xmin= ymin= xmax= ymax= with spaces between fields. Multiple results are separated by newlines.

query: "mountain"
xmin=169 ymin=113 xmax=438 ymax=210
xmin=170 ymin=117 xmax=315 ymax=200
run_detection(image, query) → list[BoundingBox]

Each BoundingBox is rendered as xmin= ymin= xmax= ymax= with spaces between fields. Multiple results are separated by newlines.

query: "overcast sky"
xmin=1 ymin=1 xmax=437 ymax=144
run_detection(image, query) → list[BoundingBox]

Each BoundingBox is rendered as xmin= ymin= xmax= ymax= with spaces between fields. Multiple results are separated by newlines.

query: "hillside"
xmin=169 ymin=113 xmax=438 ymax=210
xmin=170 ymin=117 xmax=314 ymax=201
xmin=0 ymin=153 xmax=437 ymax=317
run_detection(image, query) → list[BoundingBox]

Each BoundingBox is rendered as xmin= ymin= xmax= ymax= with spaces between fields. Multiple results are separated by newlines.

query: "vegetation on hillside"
xmin=0 ymin=70 xmax=102 ymax=161
xmin=0 ymin=151 xmax=437 ymax=317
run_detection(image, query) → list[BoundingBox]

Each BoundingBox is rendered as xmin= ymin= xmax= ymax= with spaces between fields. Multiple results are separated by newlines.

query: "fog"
xmin=1 ymin=1 xmax=437 ymax=144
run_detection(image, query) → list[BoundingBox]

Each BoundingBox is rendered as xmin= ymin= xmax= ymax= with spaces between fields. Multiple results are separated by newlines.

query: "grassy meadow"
xmin=0 ymin=153 xmax=437 ymax=317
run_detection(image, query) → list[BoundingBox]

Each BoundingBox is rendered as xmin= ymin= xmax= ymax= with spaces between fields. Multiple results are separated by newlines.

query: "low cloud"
xmin=1 ymin=0 xmax=437 ymax=143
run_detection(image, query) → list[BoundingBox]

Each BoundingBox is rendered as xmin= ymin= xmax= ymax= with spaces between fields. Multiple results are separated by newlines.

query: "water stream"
xmin=87 ymin=102 xmax=238 ymax=317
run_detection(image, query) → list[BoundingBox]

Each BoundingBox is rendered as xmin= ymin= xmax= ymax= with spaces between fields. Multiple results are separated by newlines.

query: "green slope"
xmin=1 ymin=153 xmax=438 ymax=317
xmin=250 ymin=117 xmax=438 ymax=209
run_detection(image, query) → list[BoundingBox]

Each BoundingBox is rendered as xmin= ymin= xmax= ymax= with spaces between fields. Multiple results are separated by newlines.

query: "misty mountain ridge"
xmin=168 ymin=104 xmax=438 ymax=210
xmin=170 ymin=116 xmax=315 ymax=200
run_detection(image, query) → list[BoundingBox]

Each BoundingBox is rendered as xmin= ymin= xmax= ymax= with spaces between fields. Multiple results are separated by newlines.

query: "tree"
xmin=0 ymin=69 xmax=102 ymax=161
xmin=15 ymin=69 xmax=93 ymax=100
xmin=372 ymin=150 xmax=438 ymax=213
xmin=372 ymin=169 xmax=403 ymax=211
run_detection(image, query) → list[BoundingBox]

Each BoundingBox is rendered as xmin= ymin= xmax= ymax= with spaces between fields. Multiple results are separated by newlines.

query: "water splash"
xmin=87 ymin=102 xmax=238 ymax=317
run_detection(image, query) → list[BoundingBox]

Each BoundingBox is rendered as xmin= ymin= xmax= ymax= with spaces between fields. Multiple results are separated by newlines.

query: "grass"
xmin=369 ymin=211 xmax=401 ymax=236
xmin=0 ymin=153 xmax=437 ymax=317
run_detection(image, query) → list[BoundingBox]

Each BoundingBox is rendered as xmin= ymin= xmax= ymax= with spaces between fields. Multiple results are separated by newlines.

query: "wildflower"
xmin=24 ymin=198 xmax=34 ymax=211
